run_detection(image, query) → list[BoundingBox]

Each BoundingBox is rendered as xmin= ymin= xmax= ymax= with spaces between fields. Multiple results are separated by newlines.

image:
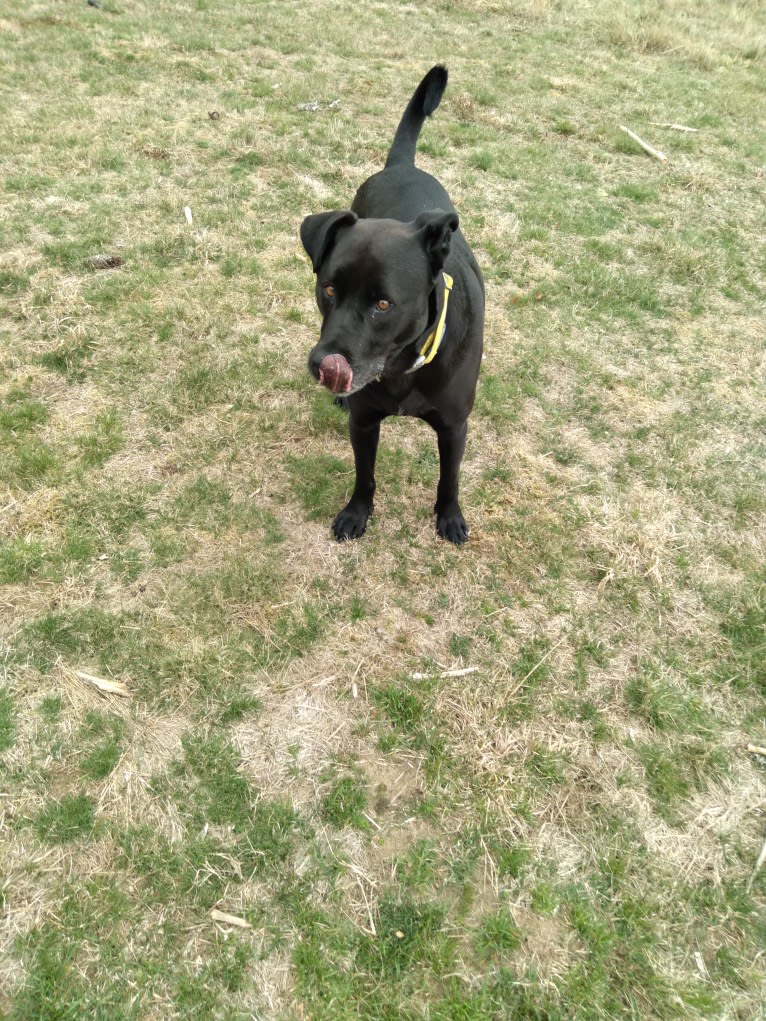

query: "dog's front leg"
xmin=332 ymin=415 xmax=381 ymax=541
xmin=432 ymin=419 xmax=469 ymax=545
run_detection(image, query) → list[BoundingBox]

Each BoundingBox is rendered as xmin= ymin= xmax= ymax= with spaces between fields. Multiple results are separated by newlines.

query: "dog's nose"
xmin=308 ymin=347 xmax=354 ymax=393
xmin=318 ymin=354 xmax=353 ymax=394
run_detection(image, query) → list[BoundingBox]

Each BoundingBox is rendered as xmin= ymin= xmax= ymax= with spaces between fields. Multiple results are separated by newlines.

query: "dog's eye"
xmin=323 ymin=284 xmax=336 ymax=300
xmin=375 ymin=298 xmax=392 ymax=313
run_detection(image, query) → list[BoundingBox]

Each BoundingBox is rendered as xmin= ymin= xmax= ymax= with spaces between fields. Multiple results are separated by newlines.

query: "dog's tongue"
xmin=318 ymin=353 xmax=353 ymax=394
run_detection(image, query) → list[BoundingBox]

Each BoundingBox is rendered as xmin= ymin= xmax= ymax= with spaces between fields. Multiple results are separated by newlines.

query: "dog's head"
xmin=300 ymin=209 xmax=458 ymax=394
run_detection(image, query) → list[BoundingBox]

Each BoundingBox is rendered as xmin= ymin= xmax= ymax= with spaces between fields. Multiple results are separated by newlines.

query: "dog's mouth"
xmin=316 ymin=353 xmax=390 ymax=396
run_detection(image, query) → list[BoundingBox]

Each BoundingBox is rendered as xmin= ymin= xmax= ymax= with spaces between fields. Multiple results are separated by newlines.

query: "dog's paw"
xmin=435 ymin=505 xmax=469 ymax=545
xmin=332 ymin=501 xmax=372 ymax=542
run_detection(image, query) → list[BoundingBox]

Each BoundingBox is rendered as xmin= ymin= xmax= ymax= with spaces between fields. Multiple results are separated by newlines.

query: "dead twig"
xmin=650 ymin=121 xmax=699 ymax=133
xmin=411 ymin=666 xmax=480 ymax=680
xmin=211 ymin=909 xmax=252 ymax=929
xmin=76 ymin=671 xmax=130 ymax=697
xmin=619 ymin=125 xmax=667 ymax=162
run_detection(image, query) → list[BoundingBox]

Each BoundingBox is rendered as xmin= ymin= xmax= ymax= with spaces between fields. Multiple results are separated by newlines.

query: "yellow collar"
xmin=405 ymin=271 xmax=453 ymax=374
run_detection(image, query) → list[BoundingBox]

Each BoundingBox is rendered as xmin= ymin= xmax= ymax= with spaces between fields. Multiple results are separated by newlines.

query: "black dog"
xmin=300 ymin=65 xmax=484 ymax=544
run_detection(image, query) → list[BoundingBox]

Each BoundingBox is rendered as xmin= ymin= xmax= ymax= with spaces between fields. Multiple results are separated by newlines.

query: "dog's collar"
xmin=405 ymin=271 xmax=453 ymax=374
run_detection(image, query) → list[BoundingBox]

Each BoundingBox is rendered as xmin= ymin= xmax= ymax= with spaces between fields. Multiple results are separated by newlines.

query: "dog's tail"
xmin=385 ymin=65 xmax=448 ymax=169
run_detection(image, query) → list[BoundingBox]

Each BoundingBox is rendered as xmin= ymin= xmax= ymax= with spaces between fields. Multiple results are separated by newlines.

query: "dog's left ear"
xmin=300 ymin=210 xmax=358 ymax=272
xmin=415 ymin=210 xmax=459 ymax=274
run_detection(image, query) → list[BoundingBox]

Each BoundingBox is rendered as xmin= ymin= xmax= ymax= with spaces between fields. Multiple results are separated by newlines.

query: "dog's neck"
xmin=405 ymin=271 xmax=453 ymax=375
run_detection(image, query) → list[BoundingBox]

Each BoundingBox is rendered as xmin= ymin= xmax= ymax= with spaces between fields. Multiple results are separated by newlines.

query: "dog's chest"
xmin=370 ymin=368 xmax=437 ymax=419
xmin=393 ymin=386 xmax=433 ymax=418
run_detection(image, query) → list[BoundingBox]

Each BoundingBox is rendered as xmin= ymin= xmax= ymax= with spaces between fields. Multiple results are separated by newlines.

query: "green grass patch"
xmin=357 ymin=894 xmax=450 ymax=979
xmin=717 ymin=581 xmax=766 ymax=696
xmin=75 ymin=408 xmax=125 ymax=468
xmin=319 ymin=770 xmax=369 ymax=830
xmin=34 ymin=793 xmax=96 ymax=844
xmin=38 ymin=336 xmax=97 ymax=382
xmin=15 ymin=607 xmax=129 ymax=674
xmin=0 ymin=686 xmax=17 ymax=753
xmin=0 ymin=389 xmax=49 ymax=432
xmin=78 ymin=711 xmax=128 ymax=781
xmin=286 ymin=453 xmax=352 ymax=521
xmin=176 ymin=731 xmax=254 ymax=829
xmin=626 ymin=665 xmax=713 ymax=734
xmin=637 ymin=739 xmax=729 ymax=822
xmin=474 ymin=909 xmax=524 ymax=959
xmin=0 ymin=537 xmax=47 ymax=583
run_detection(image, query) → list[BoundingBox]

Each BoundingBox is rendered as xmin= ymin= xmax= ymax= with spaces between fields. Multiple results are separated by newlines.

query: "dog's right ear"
xmin=414 ymin=209 xmax=459 ymax=276
xmin=300 ymin=211 xmax=358 ymax=273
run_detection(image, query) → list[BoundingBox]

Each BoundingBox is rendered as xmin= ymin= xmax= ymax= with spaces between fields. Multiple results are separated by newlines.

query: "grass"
xmin=1 ymin=0 xmax=765 ymax=1017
